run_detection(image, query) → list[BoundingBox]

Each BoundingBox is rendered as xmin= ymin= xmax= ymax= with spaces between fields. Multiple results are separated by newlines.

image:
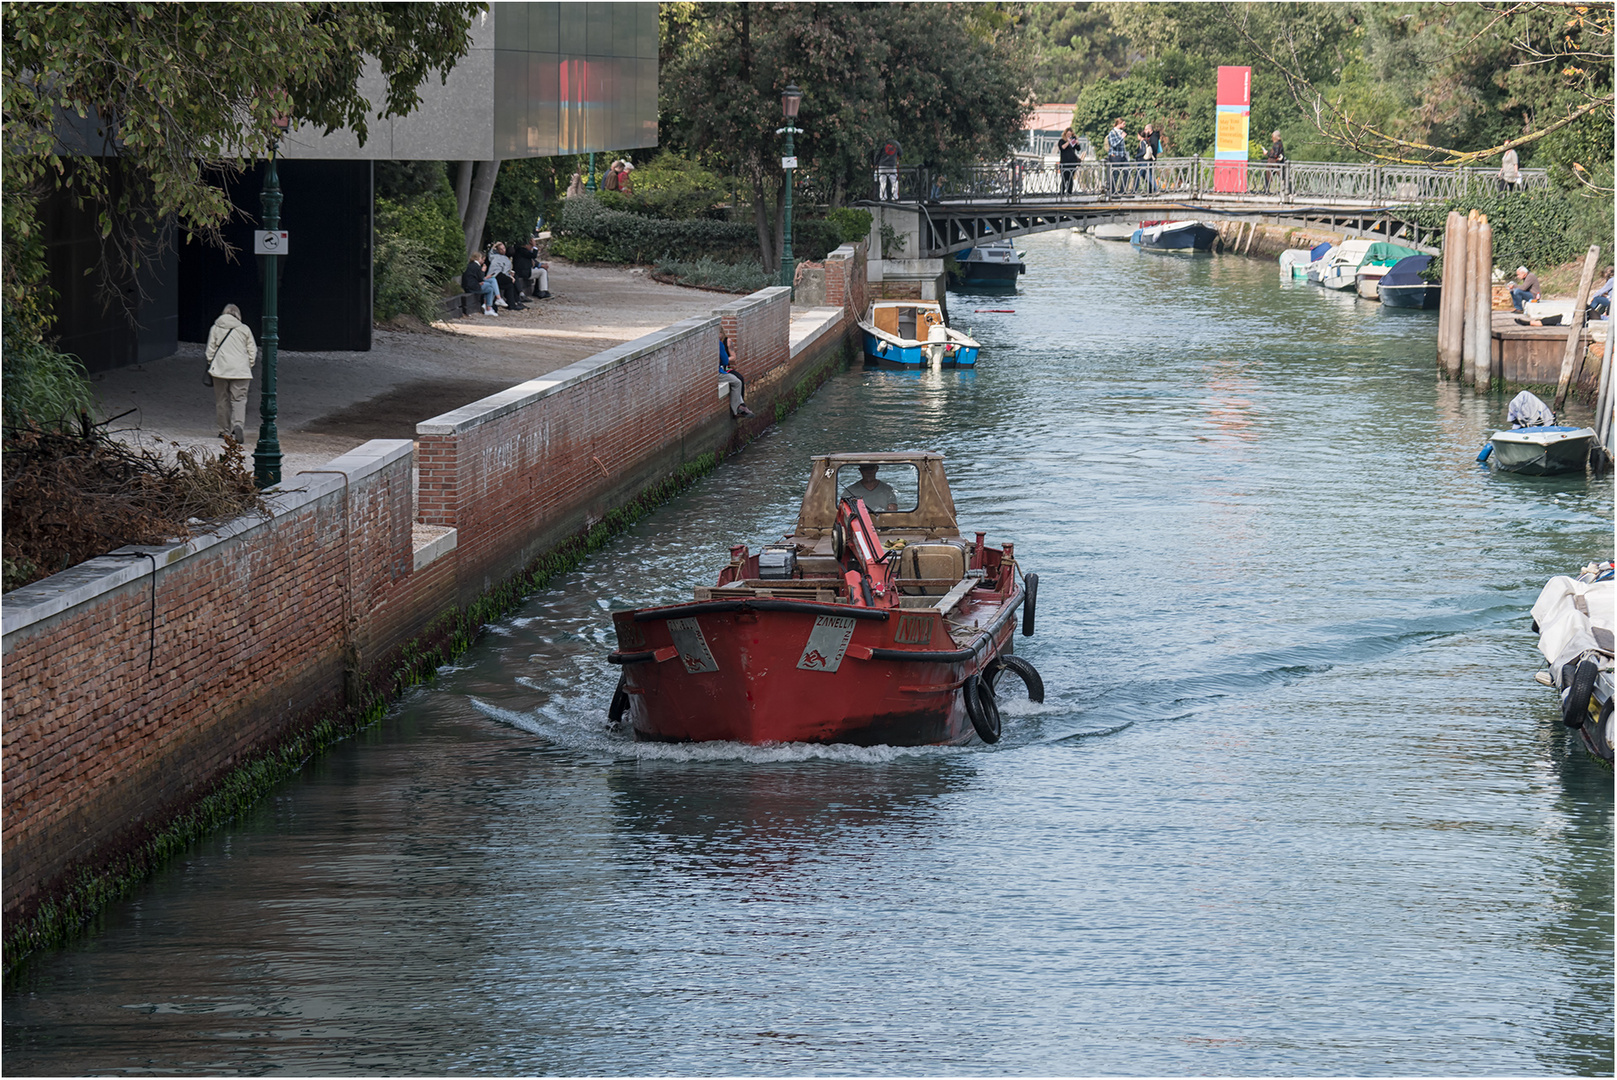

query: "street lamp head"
xmin=781 ymin=84 xmax=802 ymax=119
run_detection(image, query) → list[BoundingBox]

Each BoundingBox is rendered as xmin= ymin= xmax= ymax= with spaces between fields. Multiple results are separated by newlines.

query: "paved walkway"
xmin=94 ymin=262 xmax=740 ymax=477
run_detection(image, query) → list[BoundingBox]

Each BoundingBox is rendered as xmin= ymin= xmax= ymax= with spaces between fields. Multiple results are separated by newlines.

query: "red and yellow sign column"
xmin=1214 ymin=66 xmax=1251 ymax=193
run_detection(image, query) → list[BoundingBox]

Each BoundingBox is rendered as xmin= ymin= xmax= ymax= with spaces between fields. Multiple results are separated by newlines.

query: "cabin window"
xmin=836 ymin=463 xmax=919 ymax=514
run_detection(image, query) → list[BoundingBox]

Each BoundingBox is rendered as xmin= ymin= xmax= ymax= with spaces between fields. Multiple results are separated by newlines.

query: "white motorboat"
xmin=1478 ymin=391 xmax=1595 ymax=474
xmin=1312 ymin=238 xmax=1374 ymax=289
xmin=1531 ymin=561 xmax=1615 ymax=763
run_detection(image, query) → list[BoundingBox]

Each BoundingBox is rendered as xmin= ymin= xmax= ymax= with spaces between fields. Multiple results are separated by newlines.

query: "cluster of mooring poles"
xmin=1437 ymin=209 xmax=1495 ymax=387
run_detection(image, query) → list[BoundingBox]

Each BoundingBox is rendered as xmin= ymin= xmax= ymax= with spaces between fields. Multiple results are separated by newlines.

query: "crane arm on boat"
xmin=837 ymin=498 xmax=896 ymax=607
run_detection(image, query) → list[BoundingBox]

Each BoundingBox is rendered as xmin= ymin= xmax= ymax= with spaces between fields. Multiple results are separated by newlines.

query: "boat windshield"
xmin=836 ymin=462 xmax=919 ymax=514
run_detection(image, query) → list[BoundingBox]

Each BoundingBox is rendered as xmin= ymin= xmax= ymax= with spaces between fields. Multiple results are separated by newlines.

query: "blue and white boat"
xmin=859 ymin=300 xmax=981 ymax=367
xmin=1130 ymin=220 xmax=1218 ymax=252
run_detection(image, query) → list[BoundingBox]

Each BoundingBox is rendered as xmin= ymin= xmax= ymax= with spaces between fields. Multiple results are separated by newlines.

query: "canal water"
xmin=6 ymin=232 xmax=1612 ymax=1076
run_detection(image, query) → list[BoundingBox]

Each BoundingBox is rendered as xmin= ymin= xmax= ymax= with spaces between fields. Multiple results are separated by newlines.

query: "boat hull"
xmin=612 ymin=596 xmax=1018 ymax=746
xmin=1379 ymin=283 xmax=1441 ymax=309
xmin=1131 ymin=223 xmax=1218 ymax=251
xmin=862 ymin=330 xmax=979 ymax=367
xmin=948 ymin=262 xmax=1021 ymax=290
xmin=1488 ymin=427 xmax=1596 ymax=474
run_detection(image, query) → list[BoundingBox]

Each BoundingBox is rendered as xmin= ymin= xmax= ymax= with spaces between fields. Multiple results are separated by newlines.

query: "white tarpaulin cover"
xmin=1507 ymin=390 xmax=1556 ymax=428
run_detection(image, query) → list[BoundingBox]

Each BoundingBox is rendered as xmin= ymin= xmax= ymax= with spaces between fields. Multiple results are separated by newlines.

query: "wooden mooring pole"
xmin=1438 ymin=210 xmax=1464 ymax=378
xmin=1460 ymin=211 xmax=1479 ymax=385
xmin=1553 ymin=245 xmax=1602 ymax=413
xmin=1474 ymin=216 xmax=1494 ymax=389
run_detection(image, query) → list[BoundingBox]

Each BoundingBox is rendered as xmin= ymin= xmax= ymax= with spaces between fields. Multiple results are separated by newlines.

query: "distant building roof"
xmin=1024 ymin=105 xmax=1076 ymax=133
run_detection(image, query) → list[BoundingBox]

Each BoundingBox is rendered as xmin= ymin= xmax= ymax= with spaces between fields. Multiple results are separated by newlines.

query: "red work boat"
xmin=607 ymin=452 xmax=1042 ymax=745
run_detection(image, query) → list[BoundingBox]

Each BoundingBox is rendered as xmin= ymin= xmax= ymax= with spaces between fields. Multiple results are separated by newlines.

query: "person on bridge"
xmin=1263 ymin=131 xmax=1287 ymax=194
xmin=1058 ymin=127 xmax=1082 ymax=195
xmin=1137 ymin=125 xmax=1160 ymax=193
xmin=1498 ymin=147 xmax=1520 ymax=193
xmin=1106 ymin=118 xmax=1129 ymax=194
xmin=1510 ymin=266 xmax=1541 ymax=313
xmin=874 ymin=138 xmax=902 ymax=201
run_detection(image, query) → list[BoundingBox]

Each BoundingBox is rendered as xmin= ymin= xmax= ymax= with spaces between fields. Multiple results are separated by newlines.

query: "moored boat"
xmin=1313 ymin=238 xmax=1374 ymax=289
xmin=1379 ymin=254 xmax=1441 ymax=309
xmin=1531 ymin=561 xmax=1614 ymax=764
xmin=607 ymin=452 xmax=1042 ymax=746
xmin=1092 ymin=223 xmax=1136 ymax=242
xmin=1278 ymin=246 xmax=1323 ymax=277
xmin=858 ymin=300 xmax=981 ymax=367
xmin=1353 ymin=242 xmax=1423 ymax=299
xmin=1478 ymin=391 xmax=1595 ymax=474
xmin=948 ymin=240 xmax=1025 ymax=290
xmin=1130 ymin=219 xmax=1218 ymax=252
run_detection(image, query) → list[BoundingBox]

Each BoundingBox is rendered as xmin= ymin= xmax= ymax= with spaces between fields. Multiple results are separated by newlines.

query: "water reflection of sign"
xmin=1213 ymin=65 xmax=1251 ymax=193
xmin=254 ymin=230 xmax=289 ymax=255
xmin=667 ymin=618 xmax=718 ymax=674
xmin=797 ymin=615 xmax=857 ymax=672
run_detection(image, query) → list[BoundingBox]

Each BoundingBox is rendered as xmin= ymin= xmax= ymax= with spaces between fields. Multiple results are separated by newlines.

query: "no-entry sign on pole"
xmin=1214 ymin=66 xmax=1251 ymax=193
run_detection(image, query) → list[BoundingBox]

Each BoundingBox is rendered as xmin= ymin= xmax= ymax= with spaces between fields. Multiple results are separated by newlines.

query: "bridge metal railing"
xmin=880 ymin=158 xmax=1550 ymax=205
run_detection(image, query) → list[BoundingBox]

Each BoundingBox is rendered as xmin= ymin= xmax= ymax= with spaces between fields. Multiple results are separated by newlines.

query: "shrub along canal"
xmin=4 ymin=231 xmax=1611 ymax=1075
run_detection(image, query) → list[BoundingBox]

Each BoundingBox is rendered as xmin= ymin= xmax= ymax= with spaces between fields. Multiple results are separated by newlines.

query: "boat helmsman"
xmin=841 ymin=463 xmax=898 ymax=512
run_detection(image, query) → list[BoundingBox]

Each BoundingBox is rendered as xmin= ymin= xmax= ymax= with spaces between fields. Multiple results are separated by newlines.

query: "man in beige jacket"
xmin=206 ymin=304 xmax=258 ymax=443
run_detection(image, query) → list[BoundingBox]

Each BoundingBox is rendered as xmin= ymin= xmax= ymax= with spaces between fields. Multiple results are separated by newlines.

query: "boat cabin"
xmin=868 ymin=302 xmax=944 ymax=343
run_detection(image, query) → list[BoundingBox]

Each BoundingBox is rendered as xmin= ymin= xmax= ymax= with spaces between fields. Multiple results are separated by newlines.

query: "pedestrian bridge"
xmin=862 ymin=158 xmax=1548 ymax=258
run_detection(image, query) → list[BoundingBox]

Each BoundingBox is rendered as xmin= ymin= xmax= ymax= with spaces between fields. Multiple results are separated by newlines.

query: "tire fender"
xmin=1021 ymin=572 xmax=1039 ymax=637
xmin=962 ymin=673 xmax=1001 ymax=744
xmin=989 ymin=654 xmax=1045 ymax=703
xmin=1561 ymin=658 xmax=1599 ymax=729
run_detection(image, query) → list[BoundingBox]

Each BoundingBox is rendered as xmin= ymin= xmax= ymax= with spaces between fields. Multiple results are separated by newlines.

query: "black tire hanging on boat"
xmin=963 ymin=673 xmax=1002 ymax=744
xmin=1021 ymin=573 xmax=1038 ymax=637
xmin=990 ymin=654 xmax=1045 ymax=703
xmin=832 ymin=520 xmax=846 ymax=562
xmin=608 ymin=674 xmax=630 ymax=727
xmin=1561 ymin=658 xmax=1599 ymax=728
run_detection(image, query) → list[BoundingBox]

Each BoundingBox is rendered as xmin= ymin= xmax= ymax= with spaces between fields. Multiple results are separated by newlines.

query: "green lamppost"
xmin=254 ymin=113 xmax=291 ymax=489
xmin=586 ymin=151 xmax=599 ymax=192
xmin=777 ymin=84 xmax=803 ymax=292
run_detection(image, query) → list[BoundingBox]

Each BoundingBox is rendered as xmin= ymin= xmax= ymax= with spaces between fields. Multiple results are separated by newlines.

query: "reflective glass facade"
xmin=495 ymin=2 xmax=659 ymax=158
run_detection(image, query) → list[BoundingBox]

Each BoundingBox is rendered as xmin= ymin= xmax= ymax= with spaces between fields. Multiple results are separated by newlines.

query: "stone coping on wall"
xmin=790 ymin=307 xmax=847 ymax=356
xmin=415 ymin=314 xmax=721 ymax=437
xmin=1 ymin=439 xmax=415 ymax=642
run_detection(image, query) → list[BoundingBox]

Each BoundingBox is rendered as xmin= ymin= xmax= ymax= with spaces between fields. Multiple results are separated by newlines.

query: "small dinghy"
xmin=606 ymin=452 xmax=1042 ymax=746
xmin=1092 ymin=223 xmax=1136 ymax=242
xmin=1478 ymin=391 xmax=1596 ymax=474
xmin=1130 ymin=219 xmax=1218 ymax=252
xmin=858 ymin=300 xmax=981 ymax=367
xmin=1531 ymin=561 xmax=1614 ymax=764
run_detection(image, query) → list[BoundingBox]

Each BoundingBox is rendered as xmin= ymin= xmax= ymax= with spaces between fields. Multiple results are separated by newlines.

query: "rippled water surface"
xmin=6 ymin=233 xmax=1612 ymax=1076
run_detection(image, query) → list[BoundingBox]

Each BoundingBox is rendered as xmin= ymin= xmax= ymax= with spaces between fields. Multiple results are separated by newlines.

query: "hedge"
xmin=556 ymin=194 xmax=756 ymax=264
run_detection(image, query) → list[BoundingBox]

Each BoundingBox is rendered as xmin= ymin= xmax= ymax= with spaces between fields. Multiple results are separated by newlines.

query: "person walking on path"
xmin=1057 ymin=127 xmax=1082 ymax=195
xmin=1498 ymin=147 xmax=1520 ymax=192
xmin=1510 ymin=265 xmax=1541 ymax=313
xmin=874 ymin=138 xmax=902 ymax=200
xmin=719 ymin=335 xmax=754 ymax=418
xmin=205 ymin=304 xmax=258 ymax=444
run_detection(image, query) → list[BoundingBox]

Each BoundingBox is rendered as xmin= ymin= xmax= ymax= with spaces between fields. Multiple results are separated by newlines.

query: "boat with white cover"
xmin=1478 ymin=391 xmax=1596 ymax=474
xmin=1531 ymin=561 xmax=1614 ymax=764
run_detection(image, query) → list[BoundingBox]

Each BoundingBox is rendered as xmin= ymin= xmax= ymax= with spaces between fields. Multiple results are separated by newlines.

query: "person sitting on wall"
xmin=840 ymin=463 xmax=898 ymax=513
xmin=1510 ymin=265 xmax=1541 ymax=313
xmin=462 ymin=251 xmax=498 ymax=316
xmin=719 ymin=334 xmax=754 ymax=418
xmin=1587 ymin=266 xmax=1613 ymax=321
xmin=205 ymin=303 xmax=258 ymax=445
xmin=488 ymin=242 xmax=525 ymax=310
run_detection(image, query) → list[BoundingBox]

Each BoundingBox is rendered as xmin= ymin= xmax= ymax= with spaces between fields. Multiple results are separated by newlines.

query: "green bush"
xmin=1407 ymin=188 xmax=1602 ymax=274
xmin=376 ymin=194 xmax=464 ymax=284
xmin=654 ymin=256 xmax=772 ymax=294
xmin=556 ymin=194 xmax=756 ymax=264
xmin=791 ymin=218 xmax=842 ymax=261
xmin=621 ymin=152 xmax=729 ymax=220
xmin=373 ymin=234 xmax=444 ymax=323
xmin=2 ymin=337 xmax=96 ymax=432
xmin=550 ymin=235 xmax=625 ymax=264
xmin=827 ymin=207 xmax=873 ymax=247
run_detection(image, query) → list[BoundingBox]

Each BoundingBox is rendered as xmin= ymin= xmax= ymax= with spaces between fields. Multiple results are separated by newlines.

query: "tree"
xmin=1 ymin=2 xmax=485 ymax=337
xmin=661 ymin=2 xmax=1030 ymax=271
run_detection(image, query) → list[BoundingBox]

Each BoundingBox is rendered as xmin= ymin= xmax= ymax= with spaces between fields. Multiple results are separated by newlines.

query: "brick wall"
xmin=2 ymin=283 xmax=859 ymax=928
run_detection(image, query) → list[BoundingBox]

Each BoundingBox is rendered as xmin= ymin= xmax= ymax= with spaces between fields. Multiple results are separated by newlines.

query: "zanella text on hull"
xmin=606 ymin=452 xmax=1043 ymax=746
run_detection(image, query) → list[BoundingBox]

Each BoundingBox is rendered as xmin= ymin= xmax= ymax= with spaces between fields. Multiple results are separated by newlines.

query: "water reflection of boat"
xmin=607 ymin=452 xmax=1042 ymax=746
xmin=948 ymin=240 xmax=1024 ymax=290
xmin=1531 ymin=561 xmax=1614 ymax=765
xmin=857 ymin=300 xmax=981 ymax=367
xmin=1129 ymin=219 xmax=1218 ymax=252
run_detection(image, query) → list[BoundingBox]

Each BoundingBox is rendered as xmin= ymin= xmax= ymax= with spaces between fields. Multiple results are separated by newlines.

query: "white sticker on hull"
xmin=797 ymin=615 xmax=857 ymax=672
xmin=667 ymin=618 xmax=719 ymax=674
